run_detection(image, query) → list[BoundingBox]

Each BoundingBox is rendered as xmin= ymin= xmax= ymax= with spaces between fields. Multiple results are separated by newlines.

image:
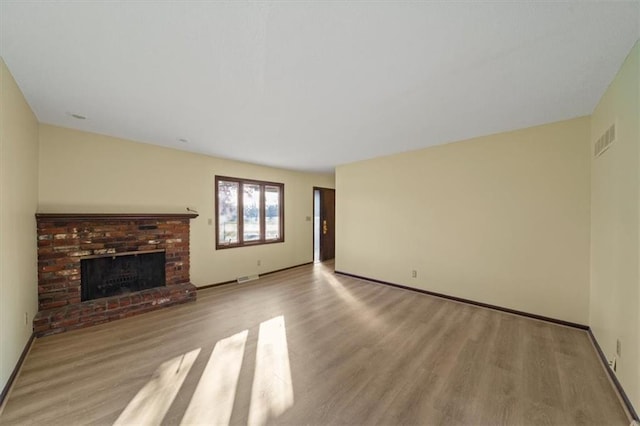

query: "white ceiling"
xmin=1 ymin=1 xmax=638 ymax=173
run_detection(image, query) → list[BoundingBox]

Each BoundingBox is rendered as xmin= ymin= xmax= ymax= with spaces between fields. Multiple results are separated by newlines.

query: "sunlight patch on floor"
xmin=180 ymin=330 xmax=248 ymax=425
xmin=248 ymin=315 xmax=294 ymax=426
xmin=114 ymin=348 xmax=200 ymax=426
xmin=322 ymin=269 xmax=385 ymax=329
xmin=114 ymin=316 xmax=294 ymax=425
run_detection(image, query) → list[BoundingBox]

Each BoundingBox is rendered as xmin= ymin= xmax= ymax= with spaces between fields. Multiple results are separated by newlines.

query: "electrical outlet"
xmin=616 ymin=339 xmax=621 ymax=357
xmin=24 ymin=312 xmax=29 ymax=325
xmin=411 ymin=270 xmax=417 ymax=278
xmin=207 ymin=218 xmax=213 ymax=225
xmin=257 ymin=260 xmax=261 ymax=267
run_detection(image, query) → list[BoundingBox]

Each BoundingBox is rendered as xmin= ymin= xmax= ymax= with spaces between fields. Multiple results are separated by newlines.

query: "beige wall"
xmin=336 ymin=117 xmax=591 ymax=325
xmin=590 ymin=41 xmax=639 ymax=410
xmin=38 ymin=125 xmax=334 ymax=286
xmin=0 ymin=59 xmax=39 ymax=394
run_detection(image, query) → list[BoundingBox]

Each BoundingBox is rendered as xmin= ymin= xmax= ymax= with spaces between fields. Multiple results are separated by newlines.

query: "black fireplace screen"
xmin=81 ymin=251 xmax=166 ymax=301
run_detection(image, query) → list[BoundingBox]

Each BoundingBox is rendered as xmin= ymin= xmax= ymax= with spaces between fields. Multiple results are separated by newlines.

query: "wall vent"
xmin=237 ymin=274 xmax=259 ymax=284
xmin=594 ymin=123 xmax=616 ymax=157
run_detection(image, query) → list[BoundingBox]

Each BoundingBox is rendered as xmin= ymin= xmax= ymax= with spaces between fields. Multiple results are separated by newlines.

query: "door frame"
xmin=313 ymin=187 xmax=335 ymax=262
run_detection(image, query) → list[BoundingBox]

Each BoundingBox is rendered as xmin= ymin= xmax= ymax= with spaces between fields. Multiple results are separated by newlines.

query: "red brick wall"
xmin=34 ymin=214 xmax=197 ymax=336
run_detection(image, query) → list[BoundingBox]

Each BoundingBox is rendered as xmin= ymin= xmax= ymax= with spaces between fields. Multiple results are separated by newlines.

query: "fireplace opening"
xmin=81 ymin=250 xmax=166 ymax=301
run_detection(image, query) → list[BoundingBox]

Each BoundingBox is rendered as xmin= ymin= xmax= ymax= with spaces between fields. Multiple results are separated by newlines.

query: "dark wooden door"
xmin=319 ymin=188 xmax=335 ymax=261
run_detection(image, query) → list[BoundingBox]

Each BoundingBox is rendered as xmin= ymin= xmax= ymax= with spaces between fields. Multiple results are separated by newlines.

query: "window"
xmin=216 ymin=176 xmax=284 ymax=249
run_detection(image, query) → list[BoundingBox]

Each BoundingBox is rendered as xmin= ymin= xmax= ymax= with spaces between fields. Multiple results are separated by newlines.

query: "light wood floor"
xmin=0 ymin=262 xmax=629 ymax=425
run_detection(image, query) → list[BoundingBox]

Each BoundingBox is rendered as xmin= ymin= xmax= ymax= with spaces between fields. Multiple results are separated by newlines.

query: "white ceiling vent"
xmin=594 ymin=123 xmax=616 ymax=157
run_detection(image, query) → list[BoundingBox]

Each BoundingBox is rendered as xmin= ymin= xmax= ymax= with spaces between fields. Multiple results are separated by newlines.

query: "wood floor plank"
xmin=0 ymin=262 xmax=630 ymax=425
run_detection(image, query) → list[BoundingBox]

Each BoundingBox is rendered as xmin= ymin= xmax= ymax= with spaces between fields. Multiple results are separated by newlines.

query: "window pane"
xmin=243 ymin=184 xmax=261 ymax=242
xmin=265 ymin=185 xmax=280 ymax=240
xmin=218 ymin=181 xmax=239 ymax=245
xmin=216 ymin=176 xmax=283 ymax=249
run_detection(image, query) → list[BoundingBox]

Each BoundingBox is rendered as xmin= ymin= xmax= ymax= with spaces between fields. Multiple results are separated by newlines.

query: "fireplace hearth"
xmin=34 ymin=213 xmax=198 ymax=336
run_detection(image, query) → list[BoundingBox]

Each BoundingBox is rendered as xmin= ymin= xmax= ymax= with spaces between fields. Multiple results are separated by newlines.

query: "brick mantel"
xmin=34 ymin=213 xmax=199 ymax=336
xmin=36 ymin=213 xmax=199 ymax=221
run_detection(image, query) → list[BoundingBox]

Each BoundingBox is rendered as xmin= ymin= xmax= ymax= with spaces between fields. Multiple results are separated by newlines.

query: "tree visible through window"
xmin=216 ymin=176 xmax=284 ymax=249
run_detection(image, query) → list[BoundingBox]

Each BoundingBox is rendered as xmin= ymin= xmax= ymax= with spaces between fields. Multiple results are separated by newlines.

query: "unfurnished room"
xmin=0 ymin=1 xmax=639 ymax=425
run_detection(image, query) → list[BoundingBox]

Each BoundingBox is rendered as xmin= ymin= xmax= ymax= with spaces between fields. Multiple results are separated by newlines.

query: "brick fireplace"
xmin=34 ymin=213 xmax=198 ymax=336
